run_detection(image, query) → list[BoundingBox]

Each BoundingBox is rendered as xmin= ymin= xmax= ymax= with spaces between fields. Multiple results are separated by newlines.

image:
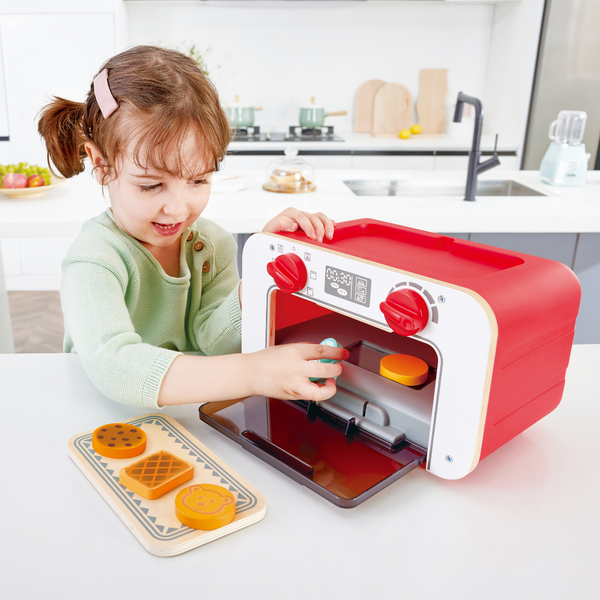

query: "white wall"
xmin=0 ymin=0 xmax=126 ymax=166
xmin=127 ymin=1 xmax=496 ymax=134
xmin=0 ymin=1 xmax=544 ymax=167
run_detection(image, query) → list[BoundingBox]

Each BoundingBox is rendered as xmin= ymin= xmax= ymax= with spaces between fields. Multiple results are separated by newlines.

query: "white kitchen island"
xmin=2 ymin=169 xmax=599 ymax=239
xmin=0 ymin=346 xmax=598 ymax=599
xmin=210 ymin=169 xmax=600 ymax=236
xmin=2 ymin=168 xmax=599 ymax=342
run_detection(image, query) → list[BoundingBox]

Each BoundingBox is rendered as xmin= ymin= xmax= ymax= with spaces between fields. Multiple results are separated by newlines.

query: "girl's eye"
xmin=190 ymin=178 xmax=208 ymax=187
xmin=140 ymin=183 xmax=161 ymax=193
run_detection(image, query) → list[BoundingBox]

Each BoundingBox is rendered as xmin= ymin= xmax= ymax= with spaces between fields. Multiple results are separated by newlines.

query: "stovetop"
xmin=231 ymin=125 xmax=344 ymax=142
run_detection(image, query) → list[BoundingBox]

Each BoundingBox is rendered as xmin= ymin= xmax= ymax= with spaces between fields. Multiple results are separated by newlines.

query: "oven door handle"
xmin=241 ymin=430 xmax=314 ymax=478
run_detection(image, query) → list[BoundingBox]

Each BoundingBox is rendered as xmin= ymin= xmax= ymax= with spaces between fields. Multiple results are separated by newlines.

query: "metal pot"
xmin=225 ymin=96 xmax=262 ymax=128
xmin=299 ymin=98 xmax=346 ymax=128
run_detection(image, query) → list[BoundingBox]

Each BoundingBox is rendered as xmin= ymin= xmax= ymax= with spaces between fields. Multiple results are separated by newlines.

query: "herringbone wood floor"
xmin=8 ymin=291 xmax=64 ymax=353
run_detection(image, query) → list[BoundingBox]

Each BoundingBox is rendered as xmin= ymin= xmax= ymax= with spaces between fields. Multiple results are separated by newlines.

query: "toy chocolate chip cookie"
xmin=92 ymin=423 xmax=147 ymax=459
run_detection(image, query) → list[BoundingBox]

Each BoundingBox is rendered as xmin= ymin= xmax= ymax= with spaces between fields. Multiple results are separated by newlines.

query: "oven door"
xmin=199 ymin=394 xmax=426 ymax=509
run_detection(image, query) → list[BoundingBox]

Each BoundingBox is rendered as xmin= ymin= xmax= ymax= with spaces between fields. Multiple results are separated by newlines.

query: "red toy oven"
xmin=200 ymin=219 xmax=581 ymax=507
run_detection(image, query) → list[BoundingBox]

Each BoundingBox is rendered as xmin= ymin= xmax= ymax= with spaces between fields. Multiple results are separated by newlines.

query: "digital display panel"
xmin=324 ymin=265 xmax=371 ymax=307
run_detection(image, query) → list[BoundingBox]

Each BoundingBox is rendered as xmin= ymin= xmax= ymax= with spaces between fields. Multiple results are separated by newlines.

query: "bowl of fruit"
xmin=0 ymin=163 xmax=64 ymax=199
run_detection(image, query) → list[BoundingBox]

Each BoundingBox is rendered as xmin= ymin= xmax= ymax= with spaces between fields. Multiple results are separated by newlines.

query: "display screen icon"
xmin=324 ymin=266 xmax=371 ymax=307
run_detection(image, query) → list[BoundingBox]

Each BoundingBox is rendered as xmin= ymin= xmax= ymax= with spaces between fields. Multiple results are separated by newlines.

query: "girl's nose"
xmin=162 ymin=188 xmax=188 ymax=218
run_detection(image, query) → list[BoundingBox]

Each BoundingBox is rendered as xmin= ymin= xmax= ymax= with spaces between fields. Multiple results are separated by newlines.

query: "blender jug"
xmin=541 ymin=110 xmax=590 ymax=186
xmin=548 ymin=111 xmax=587 ymax=145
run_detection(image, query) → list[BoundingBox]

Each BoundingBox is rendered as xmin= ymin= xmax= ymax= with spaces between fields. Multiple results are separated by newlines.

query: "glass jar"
xmin=263 ymin=147 xmax=316 ymax=193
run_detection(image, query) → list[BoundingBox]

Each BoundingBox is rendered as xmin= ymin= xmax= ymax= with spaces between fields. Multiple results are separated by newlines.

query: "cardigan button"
xmin=202 ymin=261 xmax=210 ymax=273
xmin=194 ymin=241 xmax=204 ymax=251
xmin=187 ymin=232 xmax=194 ymax=242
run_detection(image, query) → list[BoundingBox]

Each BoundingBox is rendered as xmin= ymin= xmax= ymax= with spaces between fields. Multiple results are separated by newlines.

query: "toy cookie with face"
xmin=175 ymin=484 xmax=236 ymax=530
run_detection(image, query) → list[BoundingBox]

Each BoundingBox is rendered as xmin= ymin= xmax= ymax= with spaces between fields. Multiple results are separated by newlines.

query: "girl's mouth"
xmin=152 ymin=222 xmax=183 ymax=237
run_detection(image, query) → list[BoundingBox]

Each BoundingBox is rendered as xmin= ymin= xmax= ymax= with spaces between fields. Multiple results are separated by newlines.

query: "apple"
xmin=3 ymin=172 xmax=27 ymax=188
xmin=27 ymin=174 xmax=45 ymax=188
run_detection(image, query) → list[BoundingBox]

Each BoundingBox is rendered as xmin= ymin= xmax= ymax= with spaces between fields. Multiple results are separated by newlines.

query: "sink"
xmin=342 ymin=179 xmax=547 ymax=197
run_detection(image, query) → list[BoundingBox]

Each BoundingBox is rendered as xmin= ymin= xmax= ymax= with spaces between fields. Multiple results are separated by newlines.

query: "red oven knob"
xmin=380 ymin=289 xmax=429 ymax=336
xmin=267 ymin=253 xmax=307 ymax=294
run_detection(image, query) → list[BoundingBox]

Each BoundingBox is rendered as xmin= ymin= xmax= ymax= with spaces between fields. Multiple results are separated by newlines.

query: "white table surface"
xmin=1 ymin=346 xmax=598 ymax=599
xmin=2 ymin=170 xmax=600 ymax=238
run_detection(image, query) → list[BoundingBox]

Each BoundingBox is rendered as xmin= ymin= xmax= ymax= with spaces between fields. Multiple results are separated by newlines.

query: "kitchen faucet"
xmin=453 ymin=92 xmax=500 ymax=201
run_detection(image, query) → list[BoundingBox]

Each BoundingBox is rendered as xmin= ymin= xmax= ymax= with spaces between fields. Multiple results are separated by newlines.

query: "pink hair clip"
xmin=93 ymin=68 xmax=119 ymax=119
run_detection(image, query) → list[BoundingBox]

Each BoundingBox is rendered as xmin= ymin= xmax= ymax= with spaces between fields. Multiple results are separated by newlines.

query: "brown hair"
xmin=37 ymin=45 xmax=230 ymax=182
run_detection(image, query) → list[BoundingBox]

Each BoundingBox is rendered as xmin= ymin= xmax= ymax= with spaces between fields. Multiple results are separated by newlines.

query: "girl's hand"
xmin=247 ymin=342 xmax=349 ymax=402
xmin=262 ymin=208 xmax=335 ymax=243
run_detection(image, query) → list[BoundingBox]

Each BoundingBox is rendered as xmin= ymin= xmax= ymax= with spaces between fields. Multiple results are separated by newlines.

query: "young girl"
xmin=37 ymin=45 xmax=347 ymax=409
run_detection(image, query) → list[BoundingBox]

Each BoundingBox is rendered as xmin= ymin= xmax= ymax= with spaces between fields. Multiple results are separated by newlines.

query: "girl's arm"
xmin=157 ymin=342 xmax=348 ymax=406
xmin=189 ymin=228 xmax=242 ymax=357
xmin=62 ymin=259 xmax=181 ymax=407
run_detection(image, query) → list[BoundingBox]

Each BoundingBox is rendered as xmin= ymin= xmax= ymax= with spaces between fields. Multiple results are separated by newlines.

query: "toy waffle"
xmin=120 ymin=450 xmax=194 ymax=500
xmin=68 ymin=413 xmax=266 ymax=556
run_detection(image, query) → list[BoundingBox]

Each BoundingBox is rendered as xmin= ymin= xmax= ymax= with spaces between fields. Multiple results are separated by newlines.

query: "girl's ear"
xmin=84 ymin=142 xmax=109 ymax=184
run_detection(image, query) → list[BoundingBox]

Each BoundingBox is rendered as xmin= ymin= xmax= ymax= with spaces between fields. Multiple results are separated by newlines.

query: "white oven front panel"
xmin=242 ymin=233 xmax=496 ymax=480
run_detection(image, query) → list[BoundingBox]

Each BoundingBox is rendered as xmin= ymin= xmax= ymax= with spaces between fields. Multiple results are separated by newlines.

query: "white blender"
xmin=540 ymin=110 xmax=591 ymax=186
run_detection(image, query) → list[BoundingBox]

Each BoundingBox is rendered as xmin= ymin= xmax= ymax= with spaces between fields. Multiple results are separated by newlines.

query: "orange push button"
xmin=175 ymin=484 xmax=236 ymax=530
xmin=92 ymin=423 xmax=147 ymax=459
xmin=380 ymin=354 xmax=429 ymax=387
xmin=119 ymin=451 xmax=194 ymax=500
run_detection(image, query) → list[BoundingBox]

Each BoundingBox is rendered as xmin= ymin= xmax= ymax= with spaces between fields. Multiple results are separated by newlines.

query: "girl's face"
xmin=87 ymin=136 xmax=213 ymax=251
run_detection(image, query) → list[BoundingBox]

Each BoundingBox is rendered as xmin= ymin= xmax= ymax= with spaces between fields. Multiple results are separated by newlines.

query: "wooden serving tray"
xmin=68 ymin=413 xmax=266 ymax=557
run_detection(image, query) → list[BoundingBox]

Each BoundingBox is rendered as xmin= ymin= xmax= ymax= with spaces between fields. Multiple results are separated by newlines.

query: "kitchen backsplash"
xmin=0 ymin=1 xmax=544 ymax=166
xmin=128 ymin=2 xmax=494 ymax=132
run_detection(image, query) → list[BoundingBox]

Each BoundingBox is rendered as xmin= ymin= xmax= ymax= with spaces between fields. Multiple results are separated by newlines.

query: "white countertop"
xmin=1 ymin=169 xmax=600 ymax=237
xmin=229 ymin=132 xmax=517 ymax=153
xmin=1 ymin=346 xmax=598 ymax=599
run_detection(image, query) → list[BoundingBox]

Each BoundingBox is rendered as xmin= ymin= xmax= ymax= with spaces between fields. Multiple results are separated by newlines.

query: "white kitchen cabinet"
xmin=572 ymin=233 xmax=600 ymax=345
xmin=352 ymin=155 xmax=435 ymax=170
xmin=224 ymin=153 xmax=353 ymax=171
xmin=303 ymin=155 xmax=353 ymax=170
xmin=225 ymin=152 xmax=519 ymax=172
xmin=0 ymin=12 xmax=116 ymax=166
xmin=0 ymin=241 xmax=14 ymax=352
xmin=0 ymin=237 xmax=19 ymax=275
xmin=433 ymin=156 xmax=469 ymax=170
xmin=19 ymin=236 xmax=76 ymax=275
xmin=222 ymin=154 xmax=272 ymax=172
xmin=0 ymin=1 xmax=115 ymax=13
xmin=433 ymin=155 xmax=520 ymax=171
xmin=468 ymin=231 xmax=598 ymax=344
xmin=0 ymin=28 xmax=8 ymax=138
xmin=1 ymin=236 xmax=75 ymax=290
xmin=0 ymin=142 xmax=9 ymax=163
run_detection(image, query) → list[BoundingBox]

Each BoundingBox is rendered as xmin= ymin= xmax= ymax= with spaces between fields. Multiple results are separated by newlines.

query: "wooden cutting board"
xmin=354 ymin=79 xmax=386 ymax=133
xmin=68 ymin=413 xmax=266 ymax=556
xmin=416 ymin=69 xmax=448 ymax=134
xmin=372 ymin=83 xmax=412 ymax=138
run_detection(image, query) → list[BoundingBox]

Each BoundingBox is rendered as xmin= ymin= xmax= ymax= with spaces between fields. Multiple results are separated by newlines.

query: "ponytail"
xmin=37 ymin=98 xmax=87 ymax=178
